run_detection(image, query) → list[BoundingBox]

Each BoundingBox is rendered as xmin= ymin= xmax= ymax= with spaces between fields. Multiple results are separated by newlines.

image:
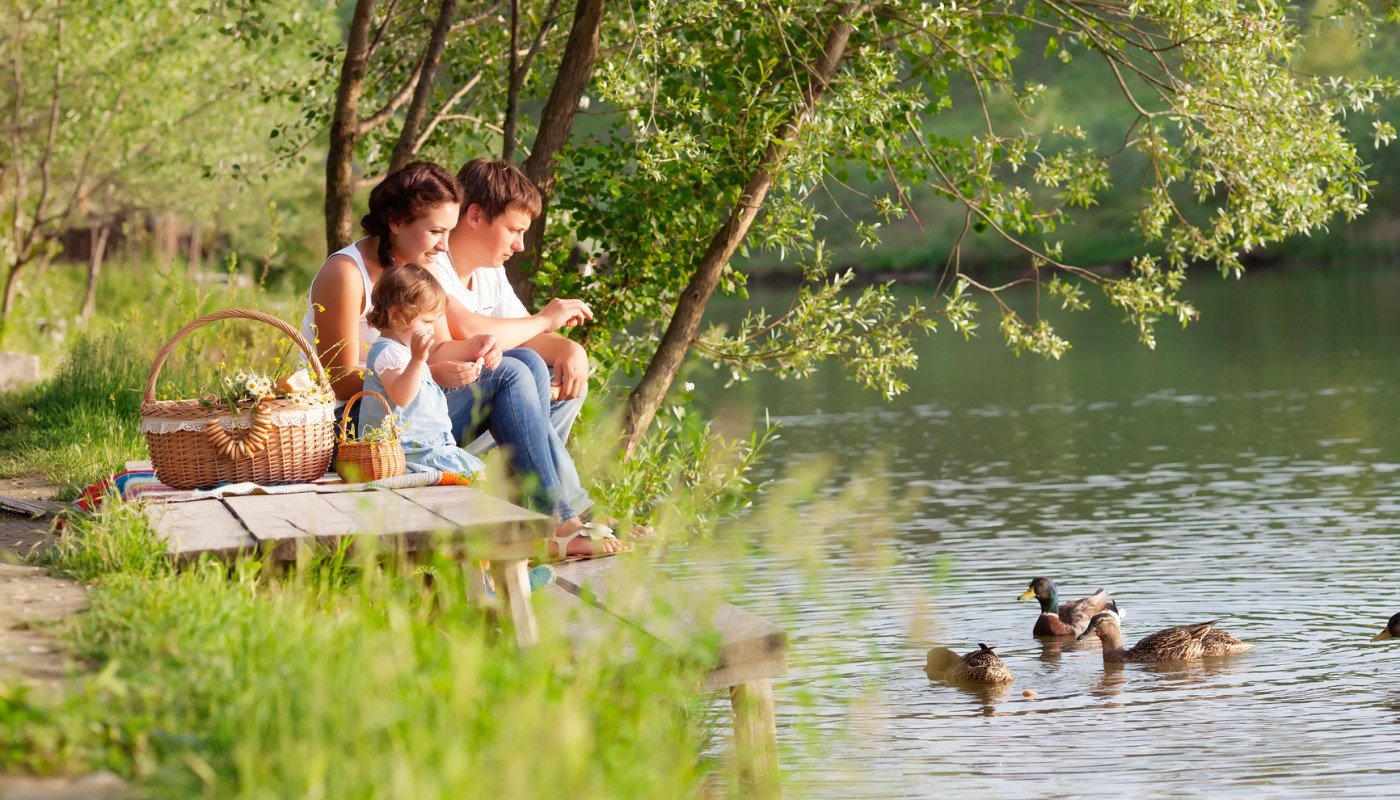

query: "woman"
xmin=303 ymin=161 xmax=622 ymax=557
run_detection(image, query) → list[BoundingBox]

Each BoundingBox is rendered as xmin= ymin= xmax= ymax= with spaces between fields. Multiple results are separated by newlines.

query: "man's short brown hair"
xmin=456 ymin=158 xmax=542 ymax=221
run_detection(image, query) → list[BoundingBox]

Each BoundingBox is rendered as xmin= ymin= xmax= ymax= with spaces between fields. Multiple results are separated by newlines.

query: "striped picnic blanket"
xmin=71 ymin=463 xmax=473 ymax=517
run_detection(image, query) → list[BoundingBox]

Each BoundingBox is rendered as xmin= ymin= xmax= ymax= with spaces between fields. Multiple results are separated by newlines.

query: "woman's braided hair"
xmin=360 ymin=161 xmax=465 ymax=270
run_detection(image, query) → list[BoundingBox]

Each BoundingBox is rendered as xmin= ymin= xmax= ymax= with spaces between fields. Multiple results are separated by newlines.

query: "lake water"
xmin=697 ymin=266 xmax=1400 ymax=797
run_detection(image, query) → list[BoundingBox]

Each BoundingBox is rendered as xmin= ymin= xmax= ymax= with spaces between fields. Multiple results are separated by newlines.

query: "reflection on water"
xmin=699 ymin=267 xmax=1400 ymax=796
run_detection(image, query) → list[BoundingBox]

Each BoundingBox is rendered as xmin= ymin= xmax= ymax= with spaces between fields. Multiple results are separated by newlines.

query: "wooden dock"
xmin=140 ymin=484 xmax=788 ymax=795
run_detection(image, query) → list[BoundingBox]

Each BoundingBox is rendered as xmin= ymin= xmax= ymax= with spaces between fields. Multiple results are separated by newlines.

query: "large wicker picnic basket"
xmin=140 ymin=308 xmax=337 ymax=490
xmin=333 ymin=389 xmax=406 ymax=483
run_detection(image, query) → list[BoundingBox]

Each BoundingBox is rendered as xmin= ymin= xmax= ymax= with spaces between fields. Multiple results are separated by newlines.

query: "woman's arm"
xmin=426 ymin=298 xmax=496 ymax=387
xmin=309 ymin=256 xmax=368 ymax=401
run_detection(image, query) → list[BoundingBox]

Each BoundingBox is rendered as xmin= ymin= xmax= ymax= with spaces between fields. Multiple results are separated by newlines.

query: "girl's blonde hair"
xmin=366 ymin=263 xmax=447 ymax=331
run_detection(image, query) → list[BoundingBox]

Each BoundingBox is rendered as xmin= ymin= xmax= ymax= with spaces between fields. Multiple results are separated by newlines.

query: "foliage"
xmin=572 ymin=395 xmax=781 ymax=536
xmin=535 ymin=0 xmax=1399 ymax=409
xmin=0 ymin=0 xmax=331 ymax=334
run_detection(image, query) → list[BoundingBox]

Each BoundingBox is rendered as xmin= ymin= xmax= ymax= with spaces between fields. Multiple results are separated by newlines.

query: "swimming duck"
xmin=1018 ymin=577 xmax=1113 ymax=637
xmin=1370 ymin=612 xmax=1400 ymax=642
xmin=925 ymin=643 xmax=1014 ymax=685
xmin=1077 ymin=610 xmax=1253 ymax=663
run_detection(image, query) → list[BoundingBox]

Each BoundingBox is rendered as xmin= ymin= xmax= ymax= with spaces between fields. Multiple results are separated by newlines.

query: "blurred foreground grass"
xmin=0 ymin=266 xmax=903 ymax=797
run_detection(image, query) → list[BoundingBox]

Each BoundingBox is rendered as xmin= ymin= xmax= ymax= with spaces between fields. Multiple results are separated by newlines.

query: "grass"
xmin=3 ymin=504 xmax=718 ymax=798
xmin=0 ymin=271 xmax=842 ymax=798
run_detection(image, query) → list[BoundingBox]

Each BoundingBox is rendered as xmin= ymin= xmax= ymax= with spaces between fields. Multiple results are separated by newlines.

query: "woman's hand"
xmin=537 ymin=298 xmax=593 ymax=330
xmin=464 ymin=333 xmax=501 ymax=369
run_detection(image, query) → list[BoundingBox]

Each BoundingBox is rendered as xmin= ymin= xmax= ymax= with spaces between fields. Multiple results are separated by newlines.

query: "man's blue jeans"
xmin=444 ymin=348 xmax=587 ymax=520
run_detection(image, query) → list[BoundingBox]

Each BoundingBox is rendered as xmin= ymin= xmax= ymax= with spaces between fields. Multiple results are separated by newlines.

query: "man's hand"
xmin=553 ymin=340 xmax=589 ymax=401
xmin=537 ymin=298 xmax=593 ymax=331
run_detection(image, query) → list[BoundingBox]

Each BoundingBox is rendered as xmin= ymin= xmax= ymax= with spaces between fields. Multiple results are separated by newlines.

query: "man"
xmin=436 ymin=157 xmax=595 ymax=516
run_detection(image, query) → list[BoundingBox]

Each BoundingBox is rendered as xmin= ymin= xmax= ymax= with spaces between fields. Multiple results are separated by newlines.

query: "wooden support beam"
xmin=731 ymin=679 xmax=781 ymax=798
xmin=491 ymin=558 xmax=538 ymax=647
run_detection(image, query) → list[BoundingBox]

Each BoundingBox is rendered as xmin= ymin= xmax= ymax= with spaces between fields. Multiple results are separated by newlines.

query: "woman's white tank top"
xmin=301 ymin=240 xmax=380 ymax=369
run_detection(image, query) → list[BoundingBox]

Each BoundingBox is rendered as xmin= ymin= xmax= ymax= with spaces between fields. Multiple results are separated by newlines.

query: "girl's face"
xmin=389 ymin=202 xmax=460 ymax=266
xmin=390 ymin=306 xmax=442 ymax=339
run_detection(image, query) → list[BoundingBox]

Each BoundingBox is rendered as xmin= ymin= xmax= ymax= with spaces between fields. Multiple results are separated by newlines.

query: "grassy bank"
xmin=3 ymin=501 xmax=723 ymax=797
xmin=0 ymin=270 xmax=830 ymax=797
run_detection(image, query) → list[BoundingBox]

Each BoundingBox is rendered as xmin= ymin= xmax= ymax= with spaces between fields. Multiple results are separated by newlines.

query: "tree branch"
xmin=413 ymin=71 xmax=485 ymax=152
xmin=388 ymin=0 xmax=460 ymax=172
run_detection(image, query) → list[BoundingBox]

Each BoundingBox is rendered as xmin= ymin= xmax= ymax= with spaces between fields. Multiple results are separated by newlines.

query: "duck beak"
xmin=1371 ymin=628 xmax=1393 ymax=642
xmin=1017 ymin=588 xmax=1036 ymax=601
xmin=1076 ymin=628 xmax=1095 ymax=641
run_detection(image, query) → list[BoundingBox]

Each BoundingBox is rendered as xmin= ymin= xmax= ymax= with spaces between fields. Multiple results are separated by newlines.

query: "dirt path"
xmin=0 ymin=478 xmax=128 ymax=799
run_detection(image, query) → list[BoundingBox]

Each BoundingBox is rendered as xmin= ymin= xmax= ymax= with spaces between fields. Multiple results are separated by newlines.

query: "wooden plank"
xmin=223 ymin=494 xmax=364 ymax=561
xmin=0 ymin=495 xmax=49 ymax=518
xmin=553 ymin=559 xmax=788 ymax=685
xmin=393 ymin=485 xmax=551 ymax=546
xmin=536 ymin=584 xmax=623 ymax=651
xmin=319 ymin=490 xmax=459 ymax=552
xmin=142 ymin=499 xmax=254 ymax=560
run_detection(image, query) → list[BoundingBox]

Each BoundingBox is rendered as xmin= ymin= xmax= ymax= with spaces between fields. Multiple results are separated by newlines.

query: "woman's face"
xmin=389 ymin=202 xmax=460 ymax=266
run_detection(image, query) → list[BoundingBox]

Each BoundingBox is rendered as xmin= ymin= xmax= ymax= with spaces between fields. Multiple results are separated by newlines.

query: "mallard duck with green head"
xmin=1371 ymin=613 xmax=1400 ymax=641
xmin=925 ymin=643 xmax=1014 ymax=685
xmin=1018 ymin=577 xmax=1114 ymax=637
xmin=1078 ymin=610 xmax=1253 ymax=663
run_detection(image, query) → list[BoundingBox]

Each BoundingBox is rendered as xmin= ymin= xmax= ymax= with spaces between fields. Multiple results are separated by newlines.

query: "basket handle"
xmin=338 ymin=389 xmax=397 ymax=443
xmin=143 ymin=308 xmax=329 ymax=403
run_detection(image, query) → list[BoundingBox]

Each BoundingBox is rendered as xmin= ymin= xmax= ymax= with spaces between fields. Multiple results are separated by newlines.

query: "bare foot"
xmin=550 ymin=518 xmax=626 ymax=558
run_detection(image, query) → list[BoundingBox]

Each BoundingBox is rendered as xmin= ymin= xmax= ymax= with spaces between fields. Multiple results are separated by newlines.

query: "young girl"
xmin=360 ymin=263 xmax=485 ymax=478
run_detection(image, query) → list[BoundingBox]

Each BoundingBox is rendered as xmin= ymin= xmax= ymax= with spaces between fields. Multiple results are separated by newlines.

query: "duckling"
xmin=1370 ymin=612 xmax=1400 ymax=642
xmin=1017 ymin=577 xmax=1113 ymax=637
xmin=925 ymin=643 xmax=1014 ymax=685
xmin=1077 ymin=610 xmax=1253 ymax=663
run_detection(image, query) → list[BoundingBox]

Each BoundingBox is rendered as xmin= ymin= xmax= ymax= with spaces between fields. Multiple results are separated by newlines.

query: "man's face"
xmin=483 ymin=207 xmax=533 ymax=266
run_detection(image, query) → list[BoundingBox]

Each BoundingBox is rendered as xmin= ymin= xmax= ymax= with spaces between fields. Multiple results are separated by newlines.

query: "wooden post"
xmin=731 ymin=679 xmax=780 ymax=798
xmin=491 ymin=558 xmax=539 ymax=647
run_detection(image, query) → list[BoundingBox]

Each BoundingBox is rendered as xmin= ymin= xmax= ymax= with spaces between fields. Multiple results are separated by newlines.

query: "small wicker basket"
xmin=334 ymin=389 xmax=406 ymax=483
xmin=140 ymin=309 xmax=337 ymax=490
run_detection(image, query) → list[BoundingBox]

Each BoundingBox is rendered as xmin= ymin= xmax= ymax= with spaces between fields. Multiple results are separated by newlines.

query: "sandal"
xmin=581 ymin=510 xmax=656 ymax=540
xmin=549 ymin=521 xmax=633 ymax=561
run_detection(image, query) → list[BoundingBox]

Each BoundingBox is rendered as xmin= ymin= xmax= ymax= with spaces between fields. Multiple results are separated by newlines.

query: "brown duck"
xmin=1371 ymin=612 xmax=1400 ymax=641
xmin=1078 ymin=610 xmax=1254 ymax=663
xmin=925 ymin=643 xmax=1014 ymax=685
xmin=1018 ymin=577 xmax=1113 ymax=637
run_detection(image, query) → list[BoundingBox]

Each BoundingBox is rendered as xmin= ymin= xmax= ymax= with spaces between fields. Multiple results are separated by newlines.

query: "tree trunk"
xmin=80 ymin=222 xmax=110 ymax=320
xmin=325 ymin=0 xmax=379 ymax=253
xmin=387 ymin=0 xmax=459 ymax=174
xmin=187 ymin=220 xmax=203 ymax=275
xmin=618 ymin=4 xmax=861 ymax=459
xmin=501 ymin=0 xmax=521 ymax=162
xmin=0 ymin=263 xmax=23 ymax=339
xmin=506 ymin=0 xmax=605 ymax=307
